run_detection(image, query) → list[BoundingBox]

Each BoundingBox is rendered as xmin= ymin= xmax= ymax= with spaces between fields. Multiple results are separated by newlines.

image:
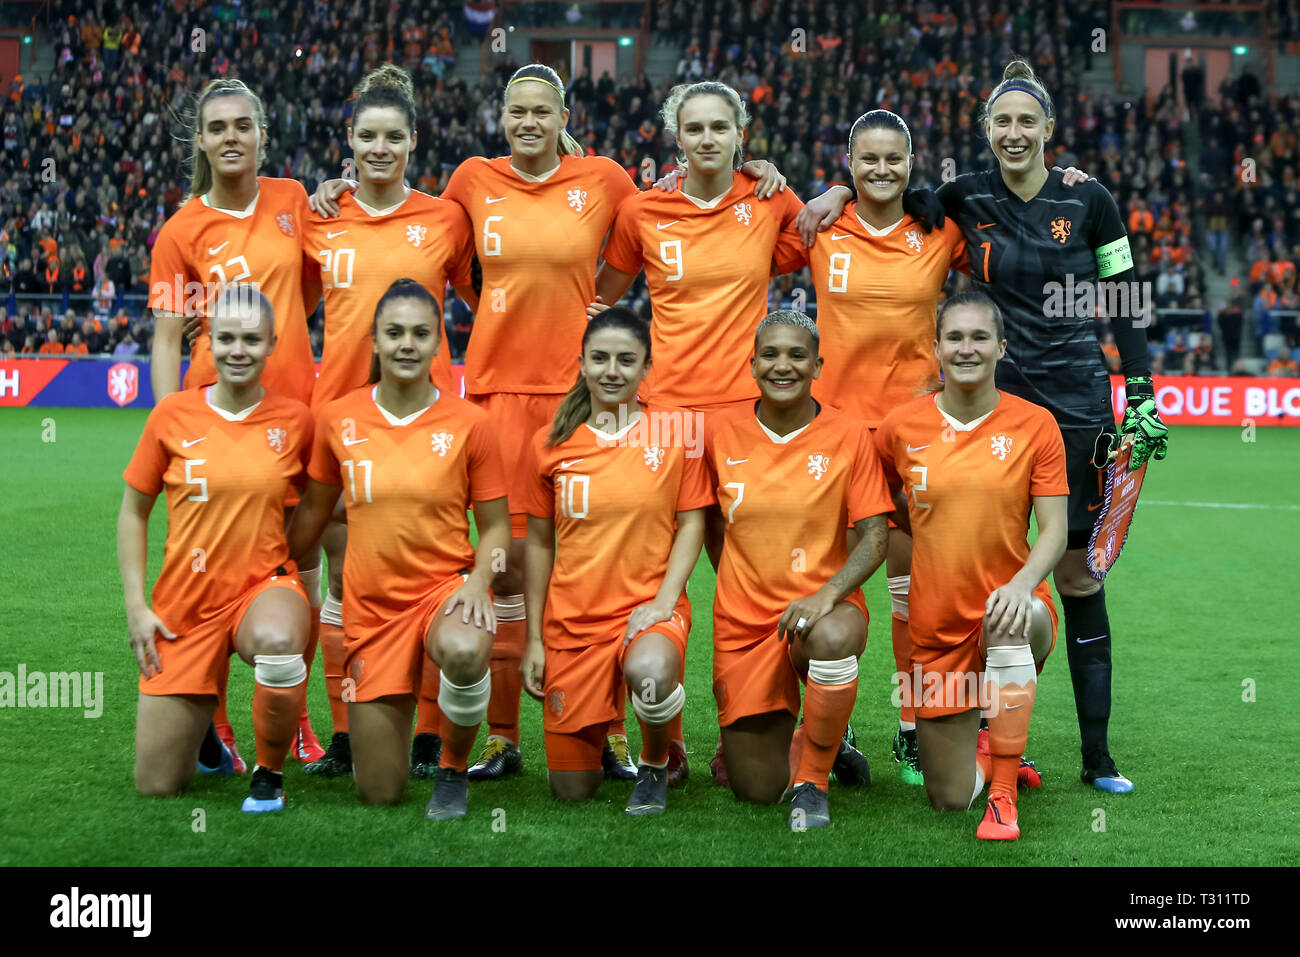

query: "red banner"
xmin=1108 ymin=376 xmax=1300 ymax=426
xmin=0 ymin=360 xmax=69 ymax=406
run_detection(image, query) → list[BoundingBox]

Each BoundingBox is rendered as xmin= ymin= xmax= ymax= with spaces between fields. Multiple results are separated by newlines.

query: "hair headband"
xmin=507 ymin=75 xmax=565 ymax=103
xmin=989 ymin=81 xmax=1051 ymax=118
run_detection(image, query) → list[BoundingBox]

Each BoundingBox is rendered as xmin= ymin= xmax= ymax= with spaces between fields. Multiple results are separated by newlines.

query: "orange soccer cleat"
xmin=976 ymin=794 xmax=1021 ymax=841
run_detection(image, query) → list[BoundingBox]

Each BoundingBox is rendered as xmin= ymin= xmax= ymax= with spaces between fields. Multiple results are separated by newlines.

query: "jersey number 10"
xmin=557 ymin=474 xmax=590 ymax=519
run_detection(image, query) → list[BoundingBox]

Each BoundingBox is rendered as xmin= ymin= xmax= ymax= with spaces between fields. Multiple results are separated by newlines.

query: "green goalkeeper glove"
xmin=1120 ymin=376 xmax=1169 ymax=471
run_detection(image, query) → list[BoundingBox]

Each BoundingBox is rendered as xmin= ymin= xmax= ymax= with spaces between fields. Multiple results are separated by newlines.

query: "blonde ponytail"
xmin=547 ymin=371 xmax=593 ymax=446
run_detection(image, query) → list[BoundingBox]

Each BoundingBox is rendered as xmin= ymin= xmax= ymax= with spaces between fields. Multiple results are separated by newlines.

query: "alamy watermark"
xmin=1 ymin=665 xmax=103 ymax=718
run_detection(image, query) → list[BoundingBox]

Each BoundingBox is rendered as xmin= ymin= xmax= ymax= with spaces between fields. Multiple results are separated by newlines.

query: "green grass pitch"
xmin=1 ymin=407 xmax=1296 ymax=866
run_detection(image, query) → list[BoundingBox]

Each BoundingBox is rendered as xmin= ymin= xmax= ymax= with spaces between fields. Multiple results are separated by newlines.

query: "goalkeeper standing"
xmin=803 ymin=59 xmax=1168 ymax=793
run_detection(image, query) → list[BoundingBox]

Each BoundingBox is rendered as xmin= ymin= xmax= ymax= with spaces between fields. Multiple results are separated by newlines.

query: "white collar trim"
xmin=510 ymin=160 xmax=562 ymax=182
xmin=584 ymin=410 xmax=643 ymax=442
xmin=201 ymin=190 xmax=259 ymax=219
xmin=857 ymin=211 xmax=903 ymax=236
xmin=681 ymin=186 xmax=732 ymax=209
xmin=934 ymin=393 xmax=995 ymax=432
xmin=757 ymin=415 xmax=811 ymax=444
xmin=372 ymin=384 xmax=439 ymax=425
xmin=353 ymin=188 xmax=412 ymax=217
xmin=205 ymin=386 xmax=261 ymax=420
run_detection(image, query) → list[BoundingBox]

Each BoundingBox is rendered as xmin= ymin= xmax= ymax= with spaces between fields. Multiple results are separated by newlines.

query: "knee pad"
xmin=887 ymin=575 xmax=910 ymax=621
xmin=253 ymin=654 xmax=307 ymax=688
xmin=493 ymin=594 xmax=525 ymax=623
xmin=630 ymin=683 xmax=685 ymax=725
xmin=438 ymin=669 xmax=491 ymax=727
xmin=807 ymin=655 xmax=858 ymax=686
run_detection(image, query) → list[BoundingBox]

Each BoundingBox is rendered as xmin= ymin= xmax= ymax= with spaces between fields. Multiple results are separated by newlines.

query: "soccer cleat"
xmin=1082 ymin=751 xmax=1135 ymax=794
xmin=665 ymin=739 xmax=689 ymax=788
xmin=291 ymin=724 xmax=326 ymax=764
xmin=197 ymin=727 xmax=235 ymax=776
xmin=602 ymin=733 xmax=638 ymax=781
xmin=892 ymin=728 xmax=924 ymax=786
xmin=216 ymin=723 xmax=247 ymax=774
xmin=709 ymin=738 xmax=729 ymax=787
xmin=625 ymin=763 xmax=669 ymax=816
xmin=788 ymin=782 xmax=831 ymax=830
xmin=978 ymin=727 xmax=1043 ymax=790
xmin=976 ymin=794 xmax=1020 ymax=840
xmin=241 ymin=766 xmax=285 ymax=813
xmin=304 ymin=732 xmax=352 ymax=777
xmin=410 ymin=733 xmax=443 ymax=779
xmin=831 ymin=723 xmax=871 ymax=787
xmin=466 ymin=737 xmax=523 ymax=781
xmin=425 ymin=767 xmax=469 ymax=820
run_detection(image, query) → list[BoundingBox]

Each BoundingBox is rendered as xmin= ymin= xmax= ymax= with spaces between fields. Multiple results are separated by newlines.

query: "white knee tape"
xmin=253 ymin=654 xmax=307 ymax=688
xmin=808 ymin=656 xmax=859 ymax=686
xmin=887 ymin=575 xmax=910 ymax=621
xmin=630 ymin=683 xmax=685 ymax=726
xmin=320 ymin=593 xmax=343 ymax=627
xmin=299 ymin=564 xmax=322 ymax=609
xmin=493 ymin=594 xmax=525 ymax=623
xmin=438 ymin=669 xmax=491 ymax=727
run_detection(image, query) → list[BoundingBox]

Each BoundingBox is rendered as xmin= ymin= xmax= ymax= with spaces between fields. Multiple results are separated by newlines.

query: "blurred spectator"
xmin=1218 ymin=290 xmax=1245 ymax=370
xmin=1191 ymin=334 xmax=1214 ymax=374
xmin=112 ymin=329 xmax=140 ymax=358
xmin=1266 ymin=351 xmax=1299 ymax=376
xmin=38 ymin=329 xmax=65 ymax=355
xmin=66 ymin=332 xmax=89 ymax=356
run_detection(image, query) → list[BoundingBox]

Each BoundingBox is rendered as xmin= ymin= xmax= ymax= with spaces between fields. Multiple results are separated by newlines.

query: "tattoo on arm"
xmin=827 ymin=515 xmax=888 ymax=599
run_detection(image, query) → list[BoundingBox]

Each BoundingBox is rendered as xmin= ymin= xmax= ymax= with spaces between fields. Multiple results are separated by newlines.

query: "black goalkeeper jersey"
xmin=939 ymin=169 xmax=1137 ymax=431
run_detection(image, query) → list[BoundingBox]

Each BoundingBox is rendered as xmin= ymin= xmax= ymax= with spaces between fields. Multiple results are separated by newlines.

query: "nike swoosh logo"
xmin=485 ymin=196 xmax=507 ymax=204
xmin=327 ymin=230 xmax=348 ymax=239
xmin=181 ymin=437 xmax=206 ymax=447
xmin=1005 ymin=703 xmax=1023 ymax=710
xmin=976 ymin=222 xmax=996 ymax=230
xmin=1087 ymin=501 xmax=1102 ymax=511
xmin=207 ymin=242 xmax=229 ymax=256
xmin=657 ymin=220 xmax=679 ymax=229
xmin=342 ymin=437 xmax=368 ymax=446
xmin=560 ymin=459 xmax=584 ymax=468
xmin=906 ymin=444 xmax=930 ymax=453
xmin=1076 ymin=634 xmax=1106 ymax=644
xmin=725 ymin=457 xmax=749 ymax=466
xmin=830 ymin=232 xmax=852 ymax=241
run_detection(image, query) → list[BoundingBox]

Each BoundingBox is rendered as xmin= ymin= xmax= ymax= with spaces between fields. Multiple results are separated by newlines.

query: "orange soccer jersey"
xmin=148 ymin=177 xmax=321 ymax=405
xmin=442 ymin=154 xmax=638 ymax=395
xmin=799 ymin=210 xmax=968 ymax=427
xmin=517 ymin=405 xmax=715 ymax=649
xmin=602 ymin=179 xmax=806 ymax=409
xmin=301 ymin=190 xmax=473 ymax=409
xmin=122 ymin=387 xmax=314 ymax=633
xmin=706 ymin=403 xmax=893 ymax=651
xmin=874 ymin=392 xmax=1069 ymax=652
xmin=308 ymin=386 xmax=508 ymax=631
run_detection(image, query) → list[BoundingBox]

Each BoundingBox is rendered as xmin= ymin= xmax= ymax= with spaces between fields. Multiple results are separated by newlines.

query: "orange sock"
xmin=319 ymin=620 xmax=348 ymax=734
xmin=439 ymin=721 xmax=476 ymax=771
xmin=214 ymin=654 xmax=232 ymax=733
xmin=667 ymin=712 xmax=683 ymax=745
xmin=253 ymin=668 xmax=307 ymax=773
xmin=609 ymin=691 xmax=627 ymax=738
xmin=415 ymin=662 xmax=442 ymax=737
xmin=787 ymin=725 xmax=806 ymax=793
xmin=891 ymin=614 xmax=915 ymax=725
xmin=984 ymin=644 xmax=1037 ymax=802
xmin=486 ymin=616 xmax=525 ymax=744
xmin=795 ymin=662 xmax=858 ymax=790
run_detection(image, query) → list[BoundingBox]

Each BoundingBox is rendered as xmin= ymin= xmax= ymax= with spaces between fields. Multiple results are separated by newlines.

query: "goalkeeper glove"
xmin=1120 ymin=376 xmax=1169 ymax=471
xmin=901 ymin=187 xmax=946 ymax=233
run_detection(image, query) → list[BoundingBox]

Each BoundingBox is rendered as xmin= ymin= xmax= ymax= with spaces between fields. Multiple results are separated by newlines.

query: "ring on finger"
xmin=795 ymin=617 xmax=808 ymax=631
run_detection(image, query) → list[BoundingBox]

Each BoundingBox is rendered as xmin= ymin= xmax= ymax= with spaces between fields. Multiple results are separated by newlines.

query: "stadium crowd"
xmin=1 ymin=0 xmax=1296 ymax=374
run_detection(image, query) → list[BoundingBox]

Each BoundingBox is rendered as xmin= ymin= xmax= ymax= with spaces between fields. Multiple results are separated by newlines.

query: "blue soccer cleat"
xmin=197 ymin=723 xmax=235 ymax=776
xmin=241 ymin=767 xmax=285 ymax=813
xmin=1082 ymin=752 xmax=1134 ymax=794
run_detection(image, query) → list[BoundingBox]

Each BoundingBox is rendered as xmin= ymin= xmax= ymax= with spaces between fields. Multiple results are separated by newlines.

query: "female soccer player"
xmin=299 ymin=64 xmax=476 ymax=782
xmin=518 ymin=308 xmax=711 ymax=814
xmin=875 ymin=292 xmax=1069 ymax=840
xmin=707 ymin=310 xmax=892 ymax=830
xmin=119 ymin=285 xmax=313 ymax=813
xmin=148 ymin=77 xmax=325 ymax=770
xmin=801 ymin=61 xmax=1167 ymax=792
xmin=286 ymin=280 xmax=510 ymax=818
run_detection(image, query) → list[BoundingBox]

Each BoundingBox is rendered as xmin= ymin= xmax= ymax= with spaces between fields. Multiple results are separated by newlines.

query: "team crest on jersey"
xmin=643 ymin=446 xmax=665 ymax=472
xmin=905 ymin=229 xmax=924 ymax=252
xmin=547 ymin=689 xmax=565 ymax=717
xmin=430 ymin=431 xmax=455 ymax=457
xmin=266 ymin=427 xmax=287 ymax=453
xmin=276 ymin=211 xmax=295 ymax=237
xmin=1050 ymin=217 xmax=1071 ymax=244
xmin=406 ymin=224 xmax=428 ymax=247
xmin=807 ymin=454 xmax=829 ymax=480
xmin=733 ymin=202 xmax=753 ymax=225
xmin=567 ymin=188 xmax=587 ymax=212
xmin=106 ymin=362 xmax=138 ymax=406
xmin=990 ymin=434 xmax=1014 ymax=460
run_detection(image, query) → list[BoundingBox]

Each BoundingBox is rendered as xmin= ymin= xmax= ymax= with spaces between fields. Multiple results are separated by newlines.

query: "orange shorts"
xmin=713 ymin=596 xmax=866 ymax=727
xmin=468 ymin=391 xmax=565 ymax=536
xmin=543 ymin=599 xmax=690 ymax=771
xmin=344 ymin=573 xmax=469 ymax=702
xmin=910 ymin=602 xmax=1059 ymax=719
xmin=139 ymin=564 xmax=308 ymax=696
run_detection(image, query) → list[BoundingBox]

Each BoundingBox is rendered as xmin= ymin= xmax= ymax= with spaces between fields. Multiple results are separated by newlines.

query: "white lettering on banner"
xmin=1245 ymin=387 xmax=1300 ymax=417
xmin=0 ymin=368 xmax=17 ymax=397
xmin=1213 ymin=387 xmax=1231 ymax=416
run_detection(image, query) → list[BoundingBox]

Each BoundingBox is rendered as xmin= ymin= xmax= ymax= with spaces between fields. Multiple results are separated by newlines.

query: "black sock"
xmin=198 ymin=722 xmax=223 ymax=767
xmin=1060 ymin=587 xmax=1112 ymax=764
